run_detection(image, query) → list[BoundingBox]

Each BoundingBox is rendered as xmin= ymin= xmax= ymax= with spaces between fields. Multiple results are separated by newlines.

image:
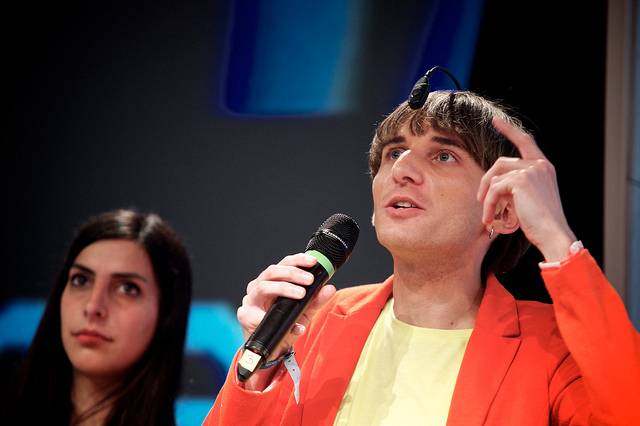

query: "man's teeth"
xmin=395 ymin=201 xmax=417 ymax=209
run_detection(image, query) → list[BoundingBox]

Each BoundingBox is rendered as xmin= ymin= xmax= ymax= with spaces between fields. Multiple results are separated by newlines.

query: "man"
xmin=204 ymin=91 xmax=640 ymax=425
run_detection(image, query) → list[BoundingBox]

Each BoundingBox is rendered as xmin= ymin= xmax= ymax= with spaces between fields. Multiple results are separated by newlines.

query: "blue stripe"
xmin=224 ymin=0 xmax=365 ymax=115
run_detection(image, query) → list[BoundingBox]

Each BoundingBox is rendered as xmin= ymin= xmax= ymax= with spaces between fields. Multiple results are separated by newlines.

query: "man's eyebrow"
xmin=381 ymin=133 xmax=470 ymax=155
xmin=432 ymin=135 xmax=469 ymax=153
xmin=381 ymin=135 xmax=406 ymax=147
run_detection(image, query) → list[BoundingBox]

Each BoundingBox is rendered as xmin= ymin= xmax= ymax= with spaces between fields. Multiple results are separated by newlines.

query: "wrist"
xmin=536 ymin=229 xmax=577 ymax=263
xmin=539 ymin=240 xmax=584 ymax=269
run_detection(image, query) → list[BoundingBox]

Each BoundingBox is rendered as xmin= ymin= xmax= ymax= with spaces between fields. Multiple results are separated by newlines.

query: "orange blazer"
xmin=204 ymin=250 xmax=640 ymax=425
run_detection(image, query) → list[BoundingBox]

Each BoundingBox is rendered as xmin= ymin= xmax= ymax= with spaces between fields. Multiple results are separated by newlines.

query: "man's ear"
xmin=491 ymin=199 xmax=520 ymax=236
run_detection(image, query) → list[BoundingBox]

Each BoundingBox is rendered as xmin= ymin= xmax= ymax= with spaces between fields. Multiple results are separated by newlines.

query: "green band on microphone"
xmin=305 ymin=250 xmax=335 ymax=277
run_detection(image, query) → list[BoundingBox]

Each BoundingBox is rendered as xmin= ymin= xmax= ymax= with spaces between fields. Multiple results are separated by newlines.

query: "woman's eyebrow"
xmin=70 ymin=263 xmax=95 ymax=275
xmin=71 ymin=264 xmax=148 ymax=282
xmin=111 ymin=272 xmax=148 ymax=282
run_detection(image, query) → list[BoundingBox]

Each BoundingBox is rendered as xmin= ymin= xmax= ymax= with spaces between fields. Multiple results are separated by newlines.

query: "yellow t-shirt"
xmin=333 ymin=298 xmax=472 ymax=425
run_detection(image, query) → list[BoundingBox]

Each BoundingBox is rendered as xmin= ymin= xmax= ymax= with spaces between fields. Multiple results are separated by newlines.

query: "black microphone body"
xmin=237 ymin=213 xmax=359 ymax=382
xmin=243 ymin=261 xmax=329 ymax=361
xmin=407 ymin=66 xmax=463 ymax=109
xmin=408 ymin=75 xmax=431 ymax=109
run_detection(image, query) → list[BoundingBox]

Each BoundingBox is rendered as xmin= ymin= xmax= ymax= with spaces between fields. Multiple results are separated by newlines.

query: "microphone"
xmin=407 ymin=66 xmax=463 ymax=109
xmin=237 ymin=213 xmax=359 ymax=382
xmin=407 ymin=74 xmax=432 ymax=109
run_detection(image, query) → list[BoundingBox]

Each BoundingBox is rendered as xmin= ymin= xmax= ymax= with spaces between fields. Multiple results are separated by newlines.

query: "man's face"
xmin=372 ymin=125 xmax=488 ymax=261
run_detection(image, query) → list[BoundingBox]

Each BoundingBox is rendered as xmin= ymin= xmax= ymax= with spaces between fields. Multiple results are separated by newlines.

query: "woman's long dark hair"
xmin=2 ymin=210 xmax=192 ymax=426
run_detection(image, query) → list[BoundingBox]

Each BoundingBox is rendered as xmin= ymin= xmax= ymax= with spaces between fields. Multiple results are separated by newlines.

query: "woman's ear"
xmin=490 ymin=199 xmax=520 ymax=236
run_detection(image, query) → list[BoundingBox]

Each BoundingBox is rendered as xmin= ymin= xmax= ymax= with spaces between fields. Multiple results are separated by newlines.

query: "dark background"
xmin=1 ymin=0 xmax=606 ymax=404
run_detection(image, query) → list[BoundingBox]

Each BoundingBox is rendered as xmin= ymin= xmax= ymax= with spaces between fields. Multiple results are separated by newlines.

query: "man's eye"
xmin=438 ymin=152 xmax=455 ymax=162
xmin=390 ymin=150 xmax=402 ymax=160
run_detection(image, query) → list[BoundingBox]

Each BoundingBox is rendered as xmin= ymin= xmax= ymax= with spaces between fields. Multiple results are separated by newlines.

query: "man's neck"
xmin=390 ymin=253 xmax=485 ymax=330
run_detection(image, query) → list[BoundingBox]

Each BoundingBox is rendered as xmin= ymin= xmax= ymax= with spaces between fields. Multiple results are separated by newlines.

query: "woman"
xmin=2 ymin=209 xmax=192 ymax=426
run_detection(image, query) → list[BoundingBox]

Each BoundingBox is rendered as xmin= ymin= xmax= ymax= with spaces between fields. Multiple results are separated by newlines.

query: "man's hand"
xmin=236 ymin=253 xmax=336 ymax=390
xmin=477 ymin=116 xmax=576 ymax=262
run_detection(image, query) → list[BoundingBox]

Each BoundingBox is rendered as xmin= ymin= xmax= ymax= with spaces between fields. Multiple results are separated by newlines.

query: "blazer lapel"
xmin=301 ymin=279 xmax=394 ymax=424
xmin=446 ymin=276 xmax=522 ymax=426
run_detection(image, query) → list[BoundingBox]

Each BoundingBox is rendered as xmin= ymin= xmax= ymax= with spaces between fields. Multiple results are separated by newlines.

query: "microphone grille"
xmin=305 ymin=213 xmax=359 ymax=269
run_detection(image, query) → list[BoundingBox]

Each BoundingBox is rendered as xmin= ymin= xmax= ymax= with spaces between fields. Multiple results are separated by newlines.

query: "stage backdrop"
xmin=1 ymin=1 xmax=607 ymax=424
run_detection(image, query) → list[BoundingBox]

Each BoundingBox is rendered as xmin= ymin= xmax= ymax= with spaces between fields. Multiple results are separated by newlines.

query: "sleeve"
xmin=541 ymin=248 xmax=640 ymax=425
xmin=201 ymin=349 xmax=288 ymax=426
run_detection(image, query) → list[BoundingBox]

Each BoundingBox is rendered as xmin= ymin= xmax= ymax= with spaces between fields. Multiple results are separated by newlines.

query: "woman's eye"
xmin=119 ymin=282 xmax=141 ymax=297
xmin=69 ymin=274 xmax=88 ymax=287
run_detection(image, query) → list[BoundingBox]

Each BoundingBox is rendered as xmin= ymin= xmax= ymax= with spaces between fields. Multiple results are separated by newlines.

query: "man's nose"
xmin=391 ymin=150 xmax=423 ymax=184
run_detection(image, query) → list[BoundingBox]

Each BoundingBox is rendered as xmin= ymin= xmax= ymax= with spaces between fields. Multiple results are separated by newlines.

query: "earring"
xmin=489 ymin=226 xmax=494 ymax=240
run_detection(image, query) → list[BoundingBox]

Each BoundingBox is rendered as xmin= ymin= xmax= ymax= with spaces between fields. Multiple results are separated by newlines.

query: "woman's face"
xmin=60 ymin=239 xmax=160 ymax=383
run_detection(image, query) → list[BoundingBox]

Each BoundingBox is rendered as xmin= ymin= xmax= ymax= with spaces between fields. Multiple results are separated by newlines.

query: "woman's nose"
xmin=84 ymin=285 xmax=108 ymax=320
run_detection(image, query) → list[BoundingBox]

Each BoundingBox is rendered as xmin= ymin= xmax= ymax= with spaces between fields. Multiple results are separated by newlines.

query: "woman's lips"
xmin=74 ymin=329 xmax=113 ymax=345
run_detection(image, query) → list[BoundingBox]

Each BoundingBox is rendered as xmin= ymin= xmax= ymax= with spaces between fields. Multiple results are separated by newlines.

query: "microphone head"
xmin=305 ymin=213 xmax=359 ymax=269
xmin=408 ymin=75 xmax=431 ymax=109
